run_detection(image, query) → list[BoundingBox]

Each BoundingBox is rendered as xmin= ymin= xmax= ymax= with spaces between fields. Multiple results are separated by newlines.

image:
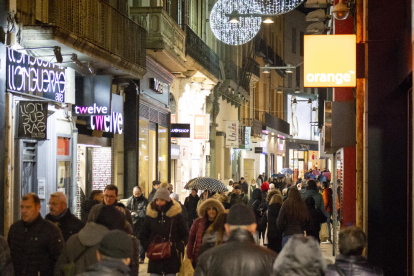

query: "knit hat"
xmin=261 ymin=182 xmax=269 ymax=192
xmin=170 ymin=192 xmax=179 ymax=201
xmin=99 ymin=230 xmax=133 ymax=259
xmin=226 ymin=203 xmax=256 ymax=225
xmin=153 ymin=188 xmax=171 ymax=201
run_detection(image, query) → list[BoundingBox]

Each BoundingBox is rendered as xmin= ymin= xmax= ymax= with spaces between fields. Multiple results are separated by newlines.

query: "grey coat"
xmin=54 ymin=222 xmax=109 ymax=276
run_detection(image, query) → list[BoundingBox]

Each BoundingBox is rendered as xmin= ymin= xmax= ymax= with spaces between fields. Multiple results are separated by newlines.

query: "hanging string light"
xmin=210 ymin=0 xmax=262 ymax=46
xmin=256 ymin=0 xmax=306 ymax=15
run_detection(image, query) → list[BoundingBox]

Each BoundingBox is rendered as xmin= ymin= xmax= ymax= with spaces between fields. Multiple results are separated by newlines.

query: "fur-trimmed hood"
xmin=267 ymin=189 xmax=282 ymax=201
xmin=197 ymin=198 xmax=225 ymax=218
xmin=146 ymin=200 xmax=182 ymax=218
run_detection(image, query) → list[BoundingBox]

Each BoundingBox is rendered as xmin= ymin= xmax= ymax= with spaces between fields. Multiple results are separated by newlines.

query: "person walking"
xmin=55 ymin=205 xmax=126 ymax=275
xmin=326 ymin=226 xmax=384 ymax=275
xmin=239 ymin=177 xmax=249 ymax=196
xmin=126 ymin=186 xmax=148 ymax=263
xmin=256 ymin=174 xmax=263 ymax=187
xmin=276 ymin=188 xmax=308 ymax=248
xmin=8 ymin=193 xmax=64 ymax=276
xmin=322 ymin=181 xmax=333 ymax=243
xmin=45 ymin=192 xmax=85 ymax=242
xmin=194 ymin=204 xmax=277 ymax=276
xmin=259 ymin=194 xmax=284 ymax=253
xmin=301 ymin=180 xmax=330 ymax=218
xmin=148 ymin=180 xmax=161 ymax=202
xmin=198 ymin=213 xmax=229 ymax=256
xmin=0 ymin=235 xmax=13 ymax=276
xmin=140 ymin=188 xmax=189 ymax=276
xmin=78 ymin=230 xmax=133 ymax=276
xmin=248 ymin=188 xmax=262 ymax=245
xmin=81 ymin=190 xmax=103 ymax=223
xmin=187 ymin=198 xmax=225 ymax=266
xmin=273 ymin=235 xmax=326 ymax=276
xmin=184 ymin=188 xmax=200 ymax=229
xmin=305 ymin=197 xmax=326 ymax=243
xmin=229 ymin=185 xmax=248 ymax=206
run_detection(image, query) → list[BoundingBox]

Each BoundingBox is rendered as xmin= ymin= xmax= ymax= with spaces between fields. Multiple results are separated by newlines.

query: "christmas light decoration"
xmin=210 ymin=0 xmax=262 ymax=46
xmin=256 ymin=0 xmax=306 ymax=15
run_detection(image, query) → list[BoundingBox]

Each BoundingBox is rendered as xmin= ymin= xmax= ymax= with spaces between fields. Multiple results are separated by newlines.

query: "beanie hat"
xmin=99 ymin=230 xmax=133 ymax=259
xmin=226 ymin=203 xmax=256 ymax=225
xmin=153 ymin=188 xmax=171 ymax=202
xmin=95 ymin=205 xmax=126 ymax=230
xmin=234 ymin=184 xmax=242 ymax=190
xmin=261 ymin=182 xmax=269 ymax=192
xmin=170 ymin=192 xmax=179 ymax=201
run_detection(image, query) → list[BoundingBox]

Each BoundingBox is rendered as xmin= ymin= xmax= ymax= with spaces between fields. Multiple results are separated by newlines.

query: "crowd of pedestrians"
xmin=0 ymin=174 xmax=384 ymax=276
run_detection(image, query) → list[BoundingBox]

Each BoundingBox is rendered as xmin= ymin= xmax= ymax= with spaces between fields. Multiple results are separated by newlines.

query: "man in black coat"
xmin=184 ymin=188 xmax=200 ymax=229
xmin=126 ymin=186 xmax=148 ymax=263
xmin=239 ymin=177 xmax=249 ymax=196
xmin=195 ymin=204 xmax=277 ymax=276
xmin=147 ymin=180 xmax=161 ymax=202
xmin=81 ymin=190 xmax=103 ymax=223
xmin=8 ymin=193 xmax=64 ymax=276
xmin=45 ymin=192 xmax=85 ymax=242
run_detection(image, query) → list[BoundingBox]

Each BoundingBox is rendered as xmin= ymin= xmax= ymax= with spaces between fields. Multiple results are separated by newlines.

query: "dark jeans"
xmin=139 ymin=244 xmax=145 ymax=260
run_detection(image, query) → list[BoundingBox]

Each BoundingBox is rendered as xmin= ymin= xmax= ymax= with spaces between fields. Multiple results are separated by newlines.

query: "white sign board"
xmin=225 ymin=121 xmax=239 ymax=148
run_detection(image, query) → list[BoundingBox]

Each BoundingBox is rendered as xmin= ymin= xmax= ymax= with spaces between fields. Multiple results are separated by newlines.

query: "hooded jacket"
xmin=194 ymin=229 xmax=277 ymax=276
xmin=186 ymin=199 xmax=225 ymax=264
xmin=325 ymin=255 xmax=384 ymax=276
xmin=54 ymin=222 xmax=109 ymax=276
xmin=139 ymin=200 xmax=189 ymax=275
xmin=248 ymin=189 xmax=263 ymax=224
xmin=46 ymin=208 xmax=85 ymax=242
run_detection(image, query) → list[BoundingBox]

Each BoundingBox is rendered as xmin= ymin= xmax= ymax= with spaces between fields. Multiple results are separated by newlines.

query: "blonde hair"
xmin=270 ymin=194 xmax=283 ymax=205
xmin=160 ymin=182 xmax=169 ymax=189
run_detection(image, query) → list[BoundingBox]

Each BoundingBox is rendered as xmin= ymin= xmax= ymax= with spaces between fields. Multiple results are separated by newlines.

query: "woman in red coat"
xmin=186 ymin=198 xmax=225 ymax=267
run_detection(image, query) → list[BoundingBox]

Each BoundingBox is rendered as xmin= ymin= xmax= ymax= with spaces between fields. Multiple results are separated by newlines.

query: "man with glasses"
xmin=88 ymin=185 xmax=133 ymax=226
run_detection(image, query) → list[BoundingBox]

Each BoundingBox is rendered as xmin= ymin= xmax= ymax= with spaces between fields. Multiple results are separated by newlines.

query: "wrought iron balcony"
xmin=130 ymin=7 xmax=187 ymax=72
xmin=243 ymin=57 xmax=261 ymax=79
xmin=225 ymin=61 xmax=239 ymax=82
xmin=16 ymin=0 xmax=146 ymax=77
xmin=185 ymin=27 xmax=220 ymax=80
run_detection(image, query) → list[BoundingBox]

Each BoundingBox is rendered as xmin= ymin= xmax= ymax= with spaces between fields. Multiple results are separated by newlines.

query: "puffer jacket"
xmin=126 ymin=195 xmax=148 ymax=237
xmin=78 ymin=259 xmax=131 ymax=276
xmin=139 ymin=200 xmax=189 ymax=275
xmin=186 ymin=199 xmax=225 ymax=264
xmin=325 ymin=255 xmax=384 ymax=276
xmin=45 ymin=208 xmax=85 ymax=242
xmin=54 ymin=222 xmax=109 ymax=275
xmin=194 ymin=228 xmax=277 ymax=276
xmin=301 ymin=189 xmax=330 ymax=217
xmin=7 ymin=214 xmax=64 ymax=276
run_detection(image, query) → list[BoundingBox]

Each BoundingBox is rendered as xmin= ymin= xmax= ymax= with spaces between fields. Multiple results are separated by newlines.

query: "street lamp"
xmin=261 ymin=62 xmax=302 ymax=73
xmin=226 ymin=10 xmax=275 ymax=24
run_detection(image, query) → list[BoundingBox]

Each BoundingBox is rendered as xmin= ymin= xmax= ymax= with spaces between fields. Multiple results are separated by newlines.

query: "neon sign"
xmin=171 ymin=124 xmax=191 ymax=138
xmin=74 ymin=104 xmax=108 ymax=115
xmin=90 ymin=112 xmax=123 ymax=135
xmin=6 ymin=48 xmax=66 ymax=102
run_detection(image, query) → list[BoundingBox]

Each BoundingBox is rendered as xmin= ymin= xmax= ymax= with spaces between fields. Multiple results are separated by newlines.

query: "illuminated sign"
xmin=194 ymin=114 xmax=210 ymax=140
xmin=6 ymin=48 xmax=66 ymax=102
xmin=171 ymin=124 xmax=191 ymax=138
xmin=304 ymin=35 xmax=356 ymax=87
xmin=90 ymin=112 xmax=123 ymax=134
xmin=17 ymin=101 xmax=48 ymax=139
xmin=149 ymin=78 xmax=168 ymax=94
xmin=74 ymin=104 xmax=108 ymax=115
xmin=171 ymin=144 xmax=180 ymax=159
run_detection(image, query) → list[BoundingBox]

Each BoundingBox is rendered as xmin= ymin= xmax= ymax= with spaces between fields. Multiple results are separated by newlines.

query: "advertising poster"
xmin=225 ymin=121 xmax=239 ymax=147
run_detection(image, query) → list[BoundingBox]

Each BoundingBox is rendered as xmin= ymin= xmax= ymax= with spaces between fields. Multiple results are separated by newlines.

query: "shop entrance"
xmin=243 ymin=158 xmax=255 ymax=187
xmin=149 ymin=124 xmax=157 ymax=192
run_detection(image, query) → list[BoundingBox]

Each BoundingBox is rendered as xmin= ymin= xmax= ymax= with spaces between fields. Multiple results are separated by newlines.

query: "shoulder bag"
xmin=147 ymin=218 xmax=173 ymax=260
xmin=61 ymin=246 xmax=91 ymax=276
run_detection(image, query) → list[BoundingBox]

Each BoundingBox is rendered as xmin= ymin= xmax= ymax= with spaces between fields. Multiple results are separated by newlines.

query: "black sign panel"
xmin=171 ymin=124 xmax=191 ymax=138
xmin=17 ymin=101 xmax=48 ymax=140
xmin=255 ymin=147 xmax=263 ymax=154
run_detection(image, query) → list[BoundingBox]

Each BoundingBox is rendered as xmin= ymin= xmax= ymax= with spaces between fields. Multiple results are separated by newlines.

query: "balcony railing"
xmin=186 ymin=27 xmax=220 ymax=79
xmin=241 ymin=118 xmax=263 ymax=136
xmin=243 ymin=57 xmax=260 ymax=78
xmin=130 ymin=7 xmax=186 ymax=61
xmin=17 ymin=0 xmax=146 ymax=69
xmin=225 ymin=61 xmax=238 ymax=82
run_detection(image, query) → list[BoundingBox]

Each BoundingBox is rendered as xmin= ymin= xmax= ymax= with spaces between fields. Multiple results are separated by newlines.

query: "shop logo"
xmin=149 ymin=78 xmax=168 ymax=94
xmin=90 ymin=112 xmax=123 ymax=134
xmin=306 ymin=71 xmax=355 ymax=85
xmin=74 ymin=104 xmax=108 ymax=115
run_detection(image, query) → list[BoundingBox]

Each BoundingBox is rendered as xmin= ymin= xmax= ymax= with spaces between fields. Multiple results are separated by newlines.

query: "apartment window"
xmin=292 ymin=28 xmax=296 ymax=54
xmin=300 ymin=31 xmax=304 ymax=56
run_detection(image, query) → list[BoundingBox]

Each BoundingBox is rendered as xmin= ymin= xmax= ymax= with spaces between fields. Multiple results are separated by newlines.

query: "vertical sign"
xmin=17 ymin=101 xmax=48 ymax=139
xmin=225 ymin=121 xmax=239 ymax=147
xmin=194 ymin=114 xmax=210 ymax=139
xmin=245 ymin=127 xmax=251 ymax=149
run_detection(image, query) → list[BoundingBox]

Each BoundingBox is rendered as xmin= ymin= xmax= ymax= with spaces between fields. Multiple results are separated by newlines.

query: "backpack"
xmin=61 ymin=246 xmax=91 ymax=276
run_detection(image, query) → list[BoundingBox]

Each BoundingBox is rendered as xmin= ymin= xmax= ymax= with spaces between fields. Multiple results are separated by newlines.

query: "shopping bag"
xmin=178 ymin=248 xmax=194 ymax=276
xmin=320 ymin=222 xmax=329 ymax=242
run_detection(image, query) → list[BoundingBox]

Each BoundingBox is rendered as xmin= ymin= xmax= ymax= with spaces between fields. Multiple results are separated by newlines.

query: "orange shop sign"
xmin=304 ymin=35 xmax=356 ymax=87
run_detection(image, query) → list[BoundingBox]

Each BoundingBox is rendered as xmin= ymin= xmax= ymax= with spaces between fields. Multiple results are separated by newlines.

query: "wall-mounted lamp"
xmin=277 ymin=86 xmax=283 ymax=94
xmin=71 ymin=54 xmax=83 ymax=68
xmin=261 ymin=62 xmax=302 ymax=74
xmin=333 ymin=0 xmax=355 ymax=20
xmin=294 ymin=86 xmax=301 ymax=93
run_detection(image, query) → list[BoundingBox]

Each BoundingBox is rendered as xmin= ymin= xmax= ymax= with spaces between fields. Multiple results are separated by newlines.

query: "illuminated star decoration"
xmin=210 ymin=0 xmax=262 ymax=46
xmin=256 ymin=0 xmax=306 ymax=15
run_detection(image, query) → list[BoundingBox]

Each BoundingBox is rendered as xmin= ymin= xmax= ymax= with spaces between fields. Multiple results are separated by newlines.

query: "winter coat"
xmin=248 ymin=189 xmax=263 ymax=225
xmin=325 ymin=255 xmax=384 ymax=276
xmin=139 ymin=200 xmax=189 ymax=275
xmin=54 ymin=222 xmax=109 ymax=275
xmin=148 ymin=187 xmax=157 ymax=203
xmin=45 ymin=208 xmax=85 ymax=242
xmin=0 ymin=235 xmax=13 ymax=276
xmin=229 ymin=193 xmax=248 ymax=206
xmin=198 ymin=231 xmax=229 ymax=257
xmin=126 ymin=195 xmax=148 ymax=237
xmin=78 ymin=259 xmax=131 ymax=276
xmin=88 ymin=202 xmax=133 ymax=227
xmin=81 ymin=199 xmax=100 ymax=224
xmin=240 ymin=181 xmax=249 ymax=195
xmin=259 ymin=203 xmax=283 ymax=253
xmin=194 ymin=228 xmax=277 ymax=276
xmin=7 ymin=214 xmax=64 ymax=276
xmin=322 ymin=188 xmax=333 ymax=214
xmin=301 ymin=189 xmax=330 ymax=217
xmin=184 ymin=194 xmax=200 ymax=227
xmin=305 ymin=205 xmax=326 ymax=242
xmin=186 ymin=199 xmax=225 ymax=264
xmin=276 ymin=204 xmax=307 ymax=236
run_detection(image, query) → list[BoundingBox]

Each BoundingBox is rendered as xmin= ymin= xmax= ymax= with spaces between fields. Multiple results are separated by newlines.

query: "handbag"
xmin=178 ymin=248 xmax=194 ymax=276
xmin=61 ymin=246 xmax=91 ymax=276
xmin=147 ymin=219 xmax=173 ymax=260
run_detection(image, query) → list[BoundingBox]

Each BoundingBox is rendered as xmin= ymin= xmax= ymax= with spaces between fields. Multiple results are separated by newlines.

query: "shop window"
xmin=158 ymin=125 xmax=169 ymax=183
xmin=57 ymin=137 xmax=70 ymax=156
xmin=57 ymin=161 xmax=71 ymax=194
xmin=139 ymin=120 xmax=149 ymax=197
